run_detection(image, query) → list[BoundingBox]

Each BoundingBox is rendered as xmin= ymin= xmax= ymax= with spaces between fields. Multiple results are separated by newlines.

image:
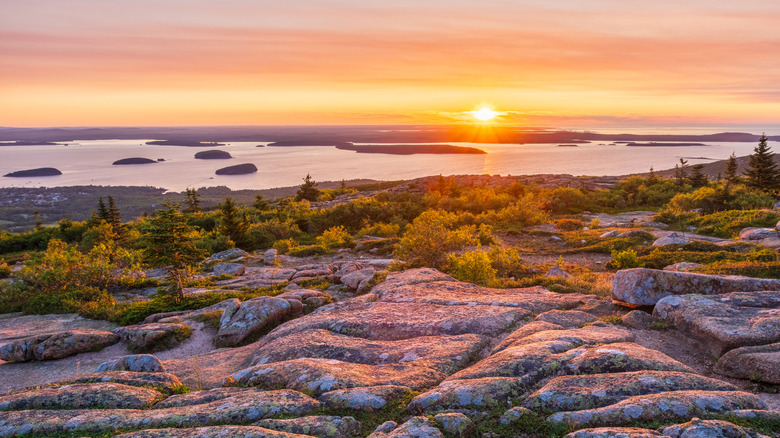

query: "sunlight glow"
xmin=473 ymin=107 xmax=498 ymax=121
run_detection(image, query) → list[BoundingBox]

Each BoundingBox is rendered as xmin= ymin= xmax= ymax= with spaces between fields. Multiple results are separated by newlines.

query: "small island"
xmin=268 ymin=141 xmax=353 ymax=147
xmin=113 ymin=158 xmax=157 ymax=165
xmin=335 ymin=144 xmax=486 ymax=155
xmin=0 ymin=141 xmax=64 ymax=146
xmin=625 ymin=142 xmax=707 ymax=147
xmin=4 ymin=167 xmax=62 ymax=177
xmin=557 ymin=144 xmax=580 ymax=147
xmin=194 ymin=150 xmax=233 ymax=160
xmin=215 ymin=163 xmax=258 ymax=175
xmin=146 ymin=140 xmax=226 ymax=147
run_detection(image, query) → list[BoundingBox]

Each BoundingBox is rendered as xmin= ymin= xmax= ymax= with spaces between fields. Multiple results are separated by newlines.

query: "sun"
xmin=472 ymin=107 xmax=498 ymax=121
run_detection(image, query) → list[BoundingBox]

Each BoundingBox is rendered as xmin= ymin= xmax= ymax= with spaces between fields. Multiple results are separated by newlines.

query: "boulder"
xmin=714 ymin=342 xmax=780 ymax=384
xmin=228 ymin=358 xmax=444 ymax=396
xmin=114 ymin=323 xmax=192 ymax=353
xmin=154 ymin=388 xmax=262 ymax=409
xmin=215 ymin=296 xmax=292 ymax=347
xmin=250 ymin=329 xmax=486 ymax=374
xmin=652 ymin=233 xmax=691 ymax=246
xmin=367 ymin=416 xmax=443 ymax=438
xmin=340 ymin=267 xmax=375 ymax=291
xmin=522 ymin=371 xmax=739 ymax=413
xmin=0 ymin=389 xmax=319 ymax=437
xmin=564 ymin=428 xmax=662 ymax=438
xmin=661 ymin=418 xmax=771 ymax=438
xmin=0 ymin=329 xmax=119 ymax=362
xmin=612 ymin=268 xmax=780 ymax=306
xmin=433 ymin=412 xmax=473 ymax=437
xmin=0 ymin=382 xmax=164 ymax=410
xmin=544 ymin=265 xmax=571 ymax=279
xmin=409 ymin=377 xmax=525 ymax=412
xmin=54 ymin=371 xmax=183 ymax=394
xmin=600 ymin=230 xmax=620 ymax=238
xmin=96 ymin=354 xmax=166 ymax=373
xmin=318 ymin=385 xmax=412 ymax=412
xmin=254 ymin=416 xmax=362 ymax=438
xmin=739 ymin=227 xmax=776 ymax=240
xmin=217 ymin=267 xmax=296 ymax=289
xmin=114 ymin=426 xmax=313 ymax=437
xmin=621 ymin=310 xmax=656 ymax=329
xmin=547 ymin=390 xmax=767 ymax=429
xmin=534 ymin=309 xmax=597 ymax=328
xmin=662 ymin=262 xmax=703 ymax=272
xmin=213 ymin=263 xmax=246 ymax=276
xmin=204 ymin=248 xmax=250 ymax=264
xmin=263 ymin=248 xmax=278 ymax=265
xmin=653 ymin=291 xmax=780 ymax=356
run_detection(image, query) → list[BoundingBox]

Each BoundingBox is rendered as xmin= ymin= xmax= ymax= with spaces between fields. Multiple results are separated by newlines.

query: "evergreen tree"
xmin=296 ymin=173 xmax=320 ymax=202
xmin=33 ymin=211 xmax=43 ymax=230
xmin=253 ymin=194 xmax=269 ymax=211
xmin=218 ymin=197 xmax=250 ymax=249
xmin=140 ymin=201 xmax=206 ymax=301
xmin=647 ymin=166 xmax=660 ymax=185
xmin=674 ymin=158 xmax=688 ymax=186
xmin=745 ymin=134 xmax=780 ymax=194
xmin=96 ymin=197 xmax=110 ymax=222
xmin=106 ymin=196 xmax=125 ymax=241
xmin=184 ymin=188 xmax=201 ymax=213
xmin=724 ymin=152 xmax=739 ymax=186
xmin=688 ymin=164 xmax=709 ymax=188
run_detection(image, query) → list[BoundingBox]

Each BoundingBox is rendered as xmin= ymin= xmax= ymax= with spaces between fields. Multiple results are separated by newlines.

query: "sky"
xmin=2 ymin=0 xmax=780 ymax=127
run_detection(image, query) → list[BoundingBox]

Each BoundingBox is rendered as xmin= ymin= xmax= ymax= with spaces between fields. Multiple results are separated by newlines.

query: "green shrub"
xmin=357 ymin=222 xmax=401 ymax=238
xmin=694 ymin=261 xmax=780 ymax=278
xmin=288 ymin=245 xmax=328 ymax=257
xmin=556 ymin=218 xmax=584 ymax=231
xmin=689 ymin=210 xmax=780 ymax=238
xmin=395 ymin=210 xmax=479 ymax=269
xmin=315 ymin=225 xmax=353 ymax=249
xmin=447 ymin=249 xmax=497 ymax=286
xmin=272 ymin=238 xmax=299 ymax=254
xmin=488 ymin=245 xmax=526 ymax=278
xmin=608 ymin=249 xmax=644 ymax=269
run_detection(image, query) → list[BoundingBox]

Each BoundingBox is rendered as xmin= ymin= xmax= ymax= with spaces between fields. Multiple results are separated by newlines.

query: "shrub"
xmin=0 ymin=258 xmax=11 ymax=279
xmin=272 ymin=238 xmax=299 ymax=254
xmin=488 ymin=245 xmax=526 ymax=278
xmin=357 ymin=222 xmax=401 ymax=238
xmin=288 ymin=245 xmax=328 ymax=257
xmin=315 ymin=225 xmax=353 ymax=249
xmin=447 ymin=249 xmax=497 ymax=286
xmin=395 ymin=210 xmax=479 ymax=269
xmin=556 ymin=218 xmax=584 ymax=231
xmin=608 ymin=249 xmax=644 ymax=269
xmin=689 ymin=210 xmax=780 ymax=238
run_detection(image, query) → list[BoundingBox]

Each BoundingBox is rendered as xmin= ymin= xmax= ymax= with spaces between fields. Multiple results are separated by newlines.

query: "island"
xmin=335 ymin=144 xmax=486 ymax=155
xmin=267 ymin=141 xmax=353 ymax=147
xmin=113 ymin=158 xmax=157 ymax=165
xmin=4 ymin=167 xmax=62 ymax=177
xmin=557 ymin=144 xmax=580 ymax=147
xmin=146 ymin=140 xmax=226 ymax=147
xmin=0 ymin=141 xmax=64 ymax=146
xmin=215 ymin=163 xmax=258 ymax=175
xmin=625 ymin=142 xmax=707 ymax=147
xmin=194 ymin=150 xmax=233 ymax=160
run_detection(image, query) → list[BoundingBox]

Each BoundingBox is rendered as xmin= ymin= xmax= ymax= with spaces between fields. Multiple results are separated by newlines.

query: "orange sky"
xmin=2 ymin=0 xmax=780 ymax=126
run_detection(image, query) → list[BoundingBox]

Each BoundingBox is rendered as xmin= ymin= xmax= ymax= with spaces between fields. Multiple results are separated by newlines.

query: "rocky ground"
xmin=1 ymin=246 xmax=780 ymax=437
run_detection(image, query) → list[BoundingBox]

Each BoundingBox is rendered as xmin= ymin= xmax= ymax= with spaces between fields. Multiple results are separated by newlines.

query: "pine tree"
xmin=96 ymin=197 xmax=110 ymax=222
xmin=689 ymin=164 xmax=709 ymax=188
xmin=253 ymin=194 xmax=269 ymax=211
xmin=106 ymin=196 xmax=125 ymax=241
xmin=140 ymin=201 xmax=206 ymax=301
xmin=184 ymin=188 xmax=201 ymax=213
xmin=674 ymin=158 xmax=689 ymax=186
xmin=218 ymin=197 xmax=250 ymax=249
xmin=647 ymin=166 xmax=660 ymax=185
xmin=745 ymin=134 xmax=780 ymax=194
xmin=33 ymin=211 xmax=43 ymax=230
xmin=724 ymin=152 xmax=739 ymax=187
xmin=296 ymin=173 xmax=320 ymax=202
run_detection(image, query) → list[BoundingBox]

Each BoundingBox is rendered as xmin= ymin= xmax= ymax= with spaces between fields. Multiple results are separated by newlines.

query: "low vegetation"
xmin=3 ymin=140 xmax=780 ymax=320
